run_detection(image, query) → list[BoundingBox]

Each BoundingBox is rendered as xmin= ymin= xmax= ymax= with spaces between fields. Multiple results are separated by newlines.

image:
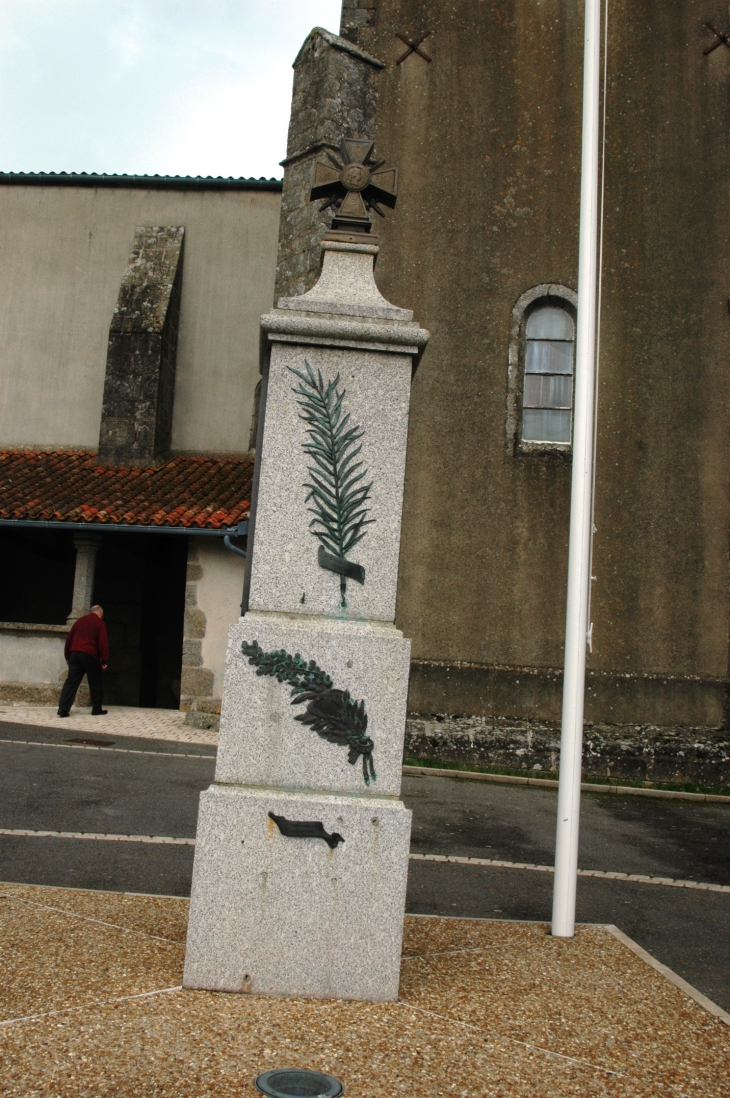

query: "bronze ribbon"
xmin=318 ymin=545 xmax=365 ymax=585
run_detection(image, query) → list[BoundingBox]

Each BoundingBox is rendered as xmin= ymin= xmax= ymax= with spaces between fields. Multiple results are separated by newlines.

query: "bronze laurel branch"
xmin=241 ymin=640 xmax=376 ymax=785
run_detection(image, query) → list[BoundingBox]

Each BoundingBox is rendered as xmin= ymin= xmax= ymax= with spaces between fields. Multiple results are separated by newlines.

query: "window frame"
xmin=506 ymin=284 xmax=578 ymax=458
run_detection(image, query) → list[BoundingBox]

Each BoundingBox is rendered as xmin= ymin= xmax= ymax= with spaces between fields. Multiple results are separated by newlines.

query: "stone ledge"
xmin=182 ymin=696 xmax=222 ymax=731
xmin=402 ymin=766 xmax=730 ymax=804
xmin=0 ymin=682 xmax=90 ymax=706
xmin=0 ymin=621 xmax=68 ymax=636
xmin=184 ymin=709 xmax=221 ymax=732
xmin=261 ymin=309 xmax=429 ymax=353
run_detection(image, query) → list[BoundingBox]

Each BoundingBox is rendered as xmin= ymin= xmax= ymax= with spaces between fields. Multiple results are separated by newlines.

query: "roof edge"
xmin=0 ymin=518 xmax=246 ymax=535
xmin=0 ymin=447 xmax=254 ymax=464
xmin=0 ymin=173 xmax=283 ymax=192
xmin=293 ymin=26 xmax=385 ymax=69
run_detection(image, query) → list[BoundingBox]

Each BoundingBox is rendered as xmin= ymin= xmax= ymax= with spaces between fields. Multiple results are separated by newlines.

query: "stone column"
xmin=274 ymin=28 xmax=383 ymax=303
xmin=248 ymin=28 xmax=383 ymax=454
xmin=183 ymin=237 xmax=428 ymax=1002
xmin=67 ymin=533 xmax=103 ymax=625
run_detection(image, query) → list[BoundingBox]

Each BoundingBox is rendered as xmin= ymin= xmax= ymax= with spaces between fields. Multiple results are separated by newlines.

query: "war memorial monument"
xmin=183 ymin=139 xmax=428 ymax=1001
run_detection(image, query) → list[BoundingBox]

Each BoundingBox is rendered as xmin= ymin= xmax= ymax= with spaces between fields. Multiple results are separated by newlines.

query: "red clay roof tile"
xmin=0 ymin=450 xmax=252 ymax=529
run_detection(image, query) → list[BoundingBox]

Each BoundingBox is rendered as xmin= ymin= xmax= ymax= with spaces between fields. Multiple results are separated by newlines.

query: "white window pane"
xmin=526 ymin=306 xmax=574 ymax=340
xmin=522 ymin=409 xmax=571 ymax=443
xmin=525 ymin=339 xmax=574 ymax=375
xmin=523 ymin=374 xmax=573 ymax=409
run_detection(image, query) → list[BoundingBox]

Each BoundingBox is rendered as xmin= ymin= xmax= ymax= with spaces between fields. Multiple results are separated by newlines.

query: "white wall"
xmin=195 ymin=537 xmax=246 ymax=697
xmin=0 ymin=184 xmax=280 ymax=454
xmin=0 ymin=624 xmax=67 ymax=684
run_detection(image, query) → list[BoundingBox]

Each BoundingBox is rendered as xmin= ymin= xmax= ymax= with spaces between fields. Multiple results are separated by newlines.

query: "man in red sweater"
xmin=57 ymin=604 xmax=110 ymax=717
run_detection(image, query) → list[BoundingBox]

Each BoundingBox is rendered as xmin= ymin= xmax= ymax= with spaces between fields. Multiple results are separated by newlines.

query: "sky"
xmin=0 ymin=1 xmax=343 ymax=179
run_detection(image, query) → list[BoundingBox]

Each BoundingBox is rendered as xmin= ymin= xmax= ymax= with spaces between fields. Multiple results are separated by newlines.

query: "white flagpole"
xmin=551 ymin=0 xmax=602 ymax=938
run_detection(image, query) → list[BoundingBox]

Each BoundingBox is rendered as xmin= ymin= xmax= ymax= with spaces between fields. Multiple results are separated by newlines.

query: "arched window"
xmin=522 ymin=305 xmax=575 ymax=444
xmin=505 ymin=285 xmax=577 ymax=455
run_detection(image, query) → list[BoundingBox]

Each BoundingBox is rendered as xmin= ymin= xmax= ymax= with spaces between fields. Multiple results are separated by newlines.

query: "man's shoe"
xmin=56 ymin=710 xmax=69 ymax=718
xmin=91 ymin=709 xmax=108 ymax=716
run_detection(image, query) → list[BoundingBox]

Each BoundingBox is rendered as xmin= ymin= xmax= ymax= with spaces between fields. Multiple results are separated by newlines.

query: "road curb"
xmin=602 ymin=923 xmax=730 ymax=1026
xmin=402 ymin=765 xmax=730 ymax=803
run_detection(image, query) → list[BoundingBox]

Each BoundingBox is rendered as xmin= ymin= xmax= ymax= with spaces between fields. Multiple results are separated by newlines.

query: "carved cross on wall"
xmin=704 ymin=21 xmax=730 ymax=54
xmin=396 ymin=30 xmax=431 ymax=64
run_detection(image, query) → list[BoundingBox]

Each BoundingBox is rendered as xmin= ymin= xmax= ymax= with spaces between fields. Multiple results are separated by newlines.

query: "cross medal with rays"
xmin=310 ymin=138 xmax=398 ymax=238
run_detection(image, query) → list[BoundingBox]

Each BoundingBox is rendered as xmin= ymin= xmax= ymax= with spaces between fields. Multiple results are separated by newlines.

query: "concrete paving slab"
xmin=0 ymin=705 xmax=217 ymax=745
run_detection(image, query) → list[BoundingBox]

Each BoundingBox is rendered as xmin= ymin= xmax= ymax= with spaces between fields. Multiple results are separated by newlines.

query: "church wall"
xmin=0 ymin=184 xmax=280 ymax=455
xmin=346 ymin=0 xmax=730 ymax=726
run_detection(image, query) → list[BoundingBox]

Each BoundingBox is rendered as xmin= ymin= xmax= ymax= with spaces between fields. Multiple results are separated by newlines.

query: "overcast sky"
xmin=0 ymin=1 xmax=342 ymax=179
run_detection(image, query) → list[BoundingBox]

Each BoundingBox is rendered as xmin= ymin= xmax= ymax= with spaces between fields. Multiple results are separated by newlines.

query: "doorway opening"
xmin=92 ymin=533 xmax=187 ymax=708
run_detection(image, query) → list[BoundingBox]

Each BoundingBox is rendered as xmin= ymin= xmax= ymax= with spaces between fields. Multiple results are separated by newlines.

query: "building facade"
xmin=256 ymin=1 xmax=730 ymax=782
xmin=0 ymin=174 xmax=280 ymax=724
xmin=3 ymin=3 xmax=729 ymax=784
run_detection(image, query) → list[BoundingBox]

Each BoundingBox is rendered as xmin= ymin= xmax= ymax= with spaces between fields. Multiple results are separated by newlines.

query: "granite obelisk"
xmin=183 ymin=139 xmax=428 ymax=1002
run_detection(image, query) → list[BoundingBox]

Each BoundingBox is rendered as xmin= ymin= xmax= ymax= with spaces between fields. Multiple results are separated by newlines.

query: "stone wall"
xmin=339 ymin=0 xmax=730 ymax=729
xmin=339 ymin=0 xmax=378 ymax=46
xmin=181 ymin=537 xmax=245 ymax=729
xmin=404 ymin=714 xmax=730 ymax=788
xmin=407 ymin=660 xmax=727 ymax=729
xmin=0 ymin=622 xmax=90 ymax=707
xmin=249 ymin=2 xmax=730 ymax=783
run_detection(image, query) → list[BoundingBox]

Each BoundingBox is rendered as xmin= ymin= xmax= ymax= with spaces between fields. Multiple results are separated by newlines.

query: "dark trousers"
xmin=58 ymin=651 xmax=104 ymax=714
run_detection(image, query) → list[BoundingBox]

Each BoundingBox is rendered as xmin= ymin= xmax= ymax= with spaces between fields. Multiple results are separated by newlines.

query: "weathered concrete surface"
xmin=339 ymin=0 xmax=377 ymax=46
xmin=0 ymin=682 xmax=90 ymax=707
xmin=407 ymin=661 xmax=727 ymax=729
xmin=0 ymin=184 xmax=280 ymax=455
xmin=0 ymin=624 xmax=67 ymax=686
xmin=404 ymin=714 xmax=730 ymax=789
xmin=345 ymin=2 xmax=730 ymax=727
xmin=97 ymin=226 xmax=184 ymax=466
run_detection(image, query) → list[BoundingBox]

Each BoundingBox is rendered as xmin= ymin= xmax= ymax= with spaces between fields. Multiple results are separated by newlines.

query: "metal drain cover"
xmin=254 ymin=1068 xmax=343 ymax=1098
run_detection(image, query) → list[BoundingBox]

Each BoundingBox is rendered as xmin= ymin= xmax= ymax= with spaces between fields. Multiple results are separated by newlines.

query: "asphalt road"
xmin=1 ymin=721 xmax=728 ymax=1012
xmin=406 ymin=772 xmax=730 ymax=884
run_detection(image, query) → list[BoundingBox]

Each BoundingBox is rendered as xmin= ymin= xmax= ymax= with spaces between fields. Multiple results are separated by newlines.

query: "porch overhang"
xmin=0 ymin=518 xmax=248 ymax=537
xmin=0 ymin=450 xmax=253 ymax=534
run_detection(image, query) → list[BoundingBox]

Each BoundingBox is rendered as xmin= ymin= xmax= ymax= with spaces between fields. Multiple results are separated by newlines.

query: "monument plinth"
xmin=183 ymin=140 xmax=429 ymax=1002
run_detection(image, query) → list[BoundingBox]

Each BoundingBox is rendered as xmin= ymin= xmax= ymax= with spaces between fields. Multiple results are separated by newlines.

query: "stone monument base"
xmin=183 ymin=783 xmax=412 ymax=1002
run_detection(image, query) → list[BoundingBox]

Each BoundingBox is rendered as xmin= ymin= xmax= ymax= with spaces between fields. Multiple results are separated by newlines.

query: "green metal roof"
xmin=0 ymin=172 xmax=282 ymax=191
